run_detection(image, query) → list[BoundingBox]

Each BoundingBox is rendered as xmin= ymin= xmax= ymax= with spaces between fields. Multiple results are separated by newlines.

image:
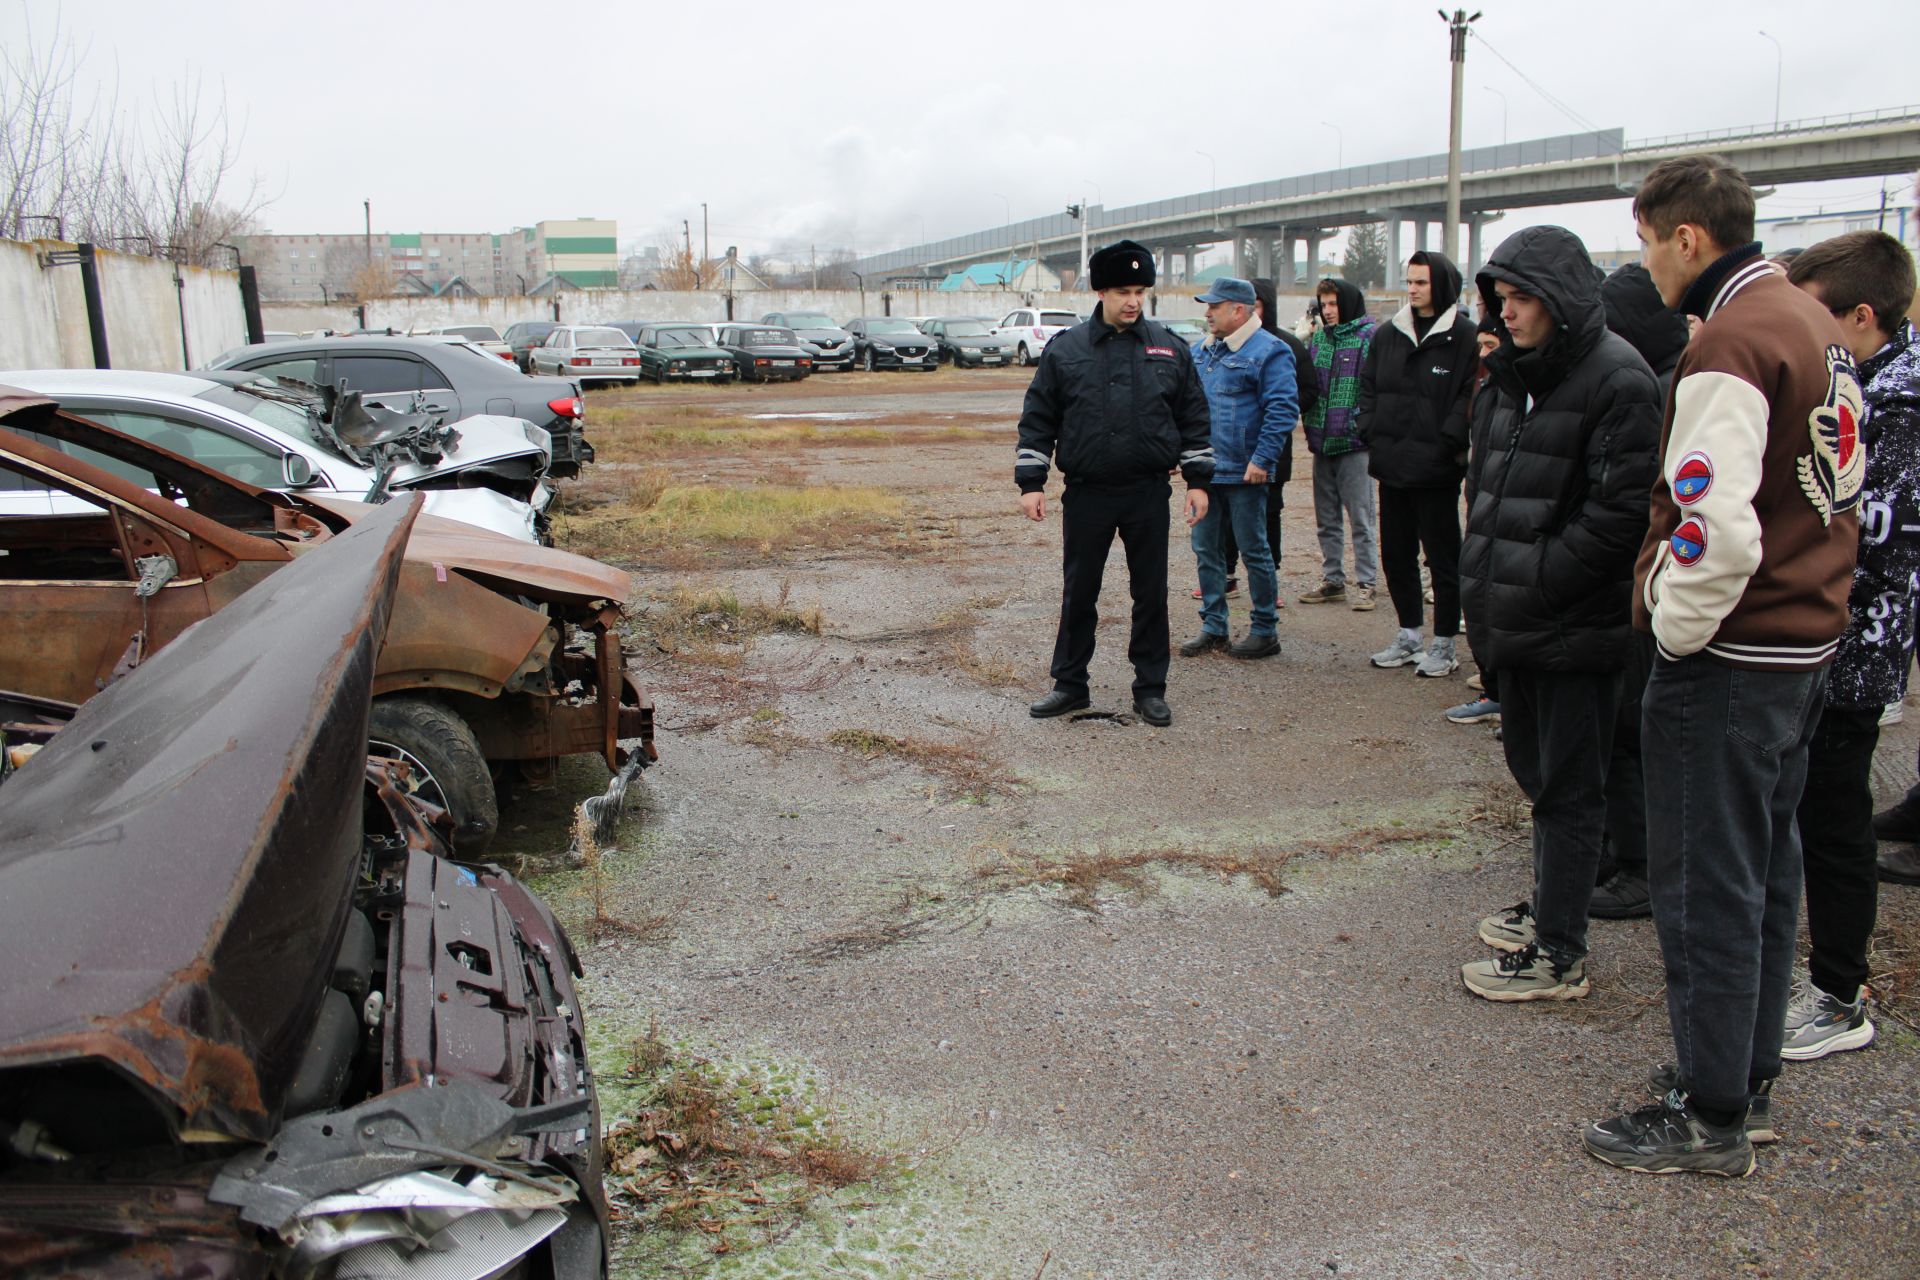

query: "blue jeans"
xmin=1642 ymin=654 xmax=1825 ymax=1114
xmin=1191 ymin=484 xmax=1277 ymax=637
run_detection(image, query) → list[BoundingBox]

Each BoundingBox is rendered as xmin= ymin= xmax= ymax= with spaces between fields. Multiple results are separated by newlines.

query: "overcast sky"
xmin=9 ymin=0 xmax=1917 ymax=267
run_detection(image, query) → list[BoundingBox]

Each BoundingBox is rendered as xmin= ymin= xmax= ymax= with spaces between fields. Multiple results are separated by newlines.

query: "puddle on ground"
xmin=747 ymin=411 xmax=887 ymax=421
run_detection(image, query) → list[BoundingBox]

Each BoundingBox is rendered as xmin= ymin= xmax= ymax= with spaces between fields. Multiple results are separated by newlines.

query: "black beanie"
xmin=1089 ymin=239 xmax=1156 ymax=290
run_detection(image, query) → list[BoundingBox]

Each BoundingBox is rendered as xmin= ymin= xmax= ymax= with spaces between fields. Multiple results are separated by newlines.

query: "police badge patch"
xmin=1797 ymin=343 xmax=1866 ymax=526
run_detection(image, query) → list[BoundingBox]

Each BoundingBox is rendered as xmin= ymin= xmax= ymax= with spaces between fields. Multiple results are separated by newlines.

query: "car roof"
xmin=0 ymin=367 xmax=232 ymax=402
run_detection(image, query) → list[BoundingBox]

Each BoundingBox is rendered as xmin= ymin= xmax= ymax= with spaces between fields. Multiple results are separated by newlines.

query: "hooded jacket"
xmin=1601 ymin=263 xmax=1689 ymax=394
xmin=1015 ymin=305 xmax=1214 ymax=493
xmin=1632 ymin=245 xmax=1862 ymax=669
xmin=1458 ymin=226 xmax=1663 ymax=672
xmin=1356 ymin=250 xmax=1481 ymax=488
xmin=1303 ymin=278 xmax=1374 ymax=456
xmin=1253 ymin=276 xmax=1312 ymax=489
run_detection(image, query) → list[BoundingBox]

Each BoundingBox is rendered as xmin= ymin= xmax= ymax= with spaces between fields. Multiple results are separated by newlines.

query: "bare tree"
xmin=652 ymin=238 xmax=701 ymax=291
xmin=1 ymin=17 xmax=269 ymax=264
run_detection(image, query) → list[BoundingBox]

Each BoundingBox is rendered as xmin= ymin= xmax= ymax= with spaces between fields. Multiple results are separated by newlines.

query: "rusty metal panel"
xmin=0 ymin=497 xmax=420 ymax=1143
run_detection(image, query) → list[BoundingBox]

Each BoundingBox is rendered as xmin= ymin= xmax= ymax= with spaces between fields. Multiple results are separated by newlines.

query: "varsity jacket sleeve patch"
xmin=1645 ymin=369 xmax=1770 ymax=658
xmin=1015 ymin=346 xmax=1065 ymax=494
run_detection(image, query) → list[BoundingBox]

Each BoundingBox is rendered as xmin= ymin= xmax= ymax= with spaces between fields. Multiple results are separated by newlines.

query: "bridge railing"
xmin=1629 ymin=104 xmax=1920 ymax=151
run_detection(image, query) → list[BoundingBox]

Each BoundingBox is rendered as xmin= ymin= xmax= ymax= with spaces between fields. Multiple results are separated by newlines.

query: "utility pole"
xmin=363 ymin=199 xmax=372 ymax=265
xmin=1440 ymin=9 xmax=1482 ymax=266
xmin=684 ymin=219 xmax=696 ymax=289
xmin=811 ymin=244 xmax=817 ymax=291
xmin=1066 ymin=202 xmax=1089 ymax=290
xmin=701 ymin=202 xmax=710 ymax=282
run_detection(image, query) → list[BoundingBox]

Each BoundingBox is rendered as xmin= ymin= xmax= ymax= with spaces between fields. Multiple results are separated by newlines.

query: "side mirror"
xmin=282 ymin=453 xmax=317 ymax=488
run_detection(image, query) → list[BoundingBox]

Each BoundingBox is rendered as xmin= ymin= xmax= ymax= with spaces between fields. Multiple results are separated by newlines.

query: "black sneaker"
xmin=1585 ymin=1090 xmax=1755 ymax=1176
xmin=1646 ymin=1065 xmax=1774 ymax=1143
xmin=1588 ymin=870 xmax=1652 ymax=920
xmin=1872 ymin=803 xmax=1920 ymax=843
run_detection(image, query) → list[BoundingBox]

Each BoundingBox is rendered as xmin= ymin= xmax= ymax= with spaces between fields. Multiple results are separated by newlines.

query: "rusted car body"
xmin=0 ymin=498 xmax=607 ymax=1278
xmin=0 ymin=387 xmax=653 ymax=850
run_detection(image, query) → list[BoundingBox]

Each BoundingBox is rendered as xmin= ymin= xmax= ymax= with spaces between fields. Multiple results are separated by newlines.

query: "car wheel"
xmin=862 ymin=348 xmax=875 ymax=373
xmin=368 ymin=696 xmax=498 ymax=854
xmin=1015 ymin=343 xmax=1031 ymax=366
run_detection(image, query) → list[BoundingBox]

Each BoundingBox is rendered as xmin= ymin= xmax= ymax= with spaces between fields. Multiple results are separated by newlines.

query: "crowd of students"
xmin=1016 ymin=153 xmax=1920 ymax=1177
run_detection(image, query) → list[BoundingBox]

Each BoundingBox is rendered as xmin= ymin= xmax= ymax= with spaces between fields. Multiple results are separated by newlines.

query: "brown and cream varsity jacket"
xmin=1633 ymin=253 xmax=1864 ymax=670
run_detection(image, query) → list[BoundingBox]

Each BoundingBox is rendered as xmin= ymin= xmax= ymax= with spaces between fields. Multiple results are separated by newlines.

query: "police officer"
xmin=1017 ymin=239 xmax=1213 ymax=727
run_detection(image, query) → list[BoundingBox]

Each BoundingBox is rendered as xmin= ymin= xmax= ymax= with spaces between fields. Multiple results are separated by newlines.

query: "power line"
xmin=1469 ymin=30 xmax=1603 ymax=135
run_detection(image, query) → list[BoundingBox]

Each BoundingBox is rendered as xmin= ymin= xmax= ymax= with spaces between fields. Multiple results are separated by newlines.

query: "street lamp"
xmin=1484 ymin=85 xmax=1508 ymax=145
xmin=1319 ymin=122 xmax=1343 ymax=168
xmin=1758 ymin=30 xmax=1782 ymax=129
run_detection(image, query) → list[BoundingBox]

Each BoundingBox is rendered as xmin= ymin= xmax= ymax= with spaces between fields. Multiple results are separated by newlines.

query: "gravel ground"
xmin=532 ymin=370 xmax=1920 ymax=1279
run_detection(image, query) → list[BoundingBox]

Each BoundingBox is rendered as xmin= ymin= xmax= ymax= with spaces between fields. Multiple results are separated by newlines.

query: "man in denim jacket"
xmin=1182 ymin=277 xmax=1297 ymax=659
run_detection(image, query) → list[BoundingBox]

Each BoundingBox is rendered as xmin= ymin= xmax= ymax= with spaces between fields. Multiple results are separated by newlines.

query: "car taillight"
xmin=800 ymin=359 xmax=812 ymax=366
xmin=497 ymin=351 xmax=516 ymax=361
xmin=571 ymin=356 xmax=590 ymax=366
xmin=1032 ymin=327 xmax=1044 ymax=338
xmin=547 ymin=397 xmax=582 ymax=418
xmin=755 ymin=358 xmax=769 ymax=366
xmin=623 ymin=357 xmax=639 ymax=365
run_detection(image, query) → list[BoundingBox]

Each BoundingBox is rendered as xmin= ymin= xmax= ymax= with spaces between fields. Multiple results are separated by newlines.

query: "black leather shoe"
xmin=1589 ymin=870 xmax=1653 ymax=919
xmin=1878 ymin=844 xmax=1920 ymax=885
xmin=1228 ymin=633 xmax=1281 ymax=659
xmin=1029 ymin=689 xmax=1091 ymax=719
xmin=1179 ymin=631 xmax=1228 ymax=658
xmin=1134 ymin=695 xmax=1172 ymax=726
xmin=1873 ymin=803 xmax=1920 ymax=843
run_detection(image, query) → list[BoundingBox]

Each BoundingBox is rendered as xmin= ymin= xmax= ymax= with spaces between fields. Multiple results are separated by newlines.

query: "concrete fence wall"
xmin=0 ymin=239 xmax=249 ymax=373
xmin=257 ymin=287 xmax=1339 ymax=338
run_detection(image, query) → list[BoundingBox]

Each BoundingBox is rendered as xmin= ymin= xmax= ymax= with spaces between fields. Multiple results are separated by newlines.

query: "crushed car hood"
xmin=302 ymin=496 xmax=630 ymax=606
xmin=0 ymin=498 xmax=420 ymax=1144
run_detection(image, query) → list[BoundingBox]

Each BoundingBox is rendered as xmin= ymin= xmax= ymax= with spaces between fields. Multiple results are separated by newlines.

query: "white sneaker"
xmin=1370 ymin=630 xmax=1423 ymax=668
xmin=1416 ymin=636 xmax=1459 ymax=678
xmin=1881 ymin=702 xmax=1904 ymax=726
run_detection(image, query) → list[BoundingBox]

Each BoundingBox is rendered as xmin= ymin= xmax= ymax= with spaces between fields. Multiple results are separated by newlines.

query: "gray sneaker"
xmin=1647 ymin=1064 xmax=1776 ymax=1143
xmin=1370 ymin=630 xmax=1423 ymax=668
xmin=1461 ymin=943 xmax=1589 ymax=1002
xmin=1416 ymin=636 xmax=1459 ymax=678
xmin=1780 ymin=983 xmax=1875 ymax=1061
xmin=1299 ymin=579 xmax=1346 ymax=604
xmin=1477 ymin=900 xmax=1534 ymax=952
xmin=1350 ymin=584 xmax=1378 ymax=611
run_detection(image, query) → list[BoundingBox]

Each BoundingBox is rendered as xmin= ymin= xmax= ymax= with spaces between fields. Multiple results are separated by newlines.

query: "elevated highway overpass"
xmin=857 ymin=105 xmax=1920 ymax=288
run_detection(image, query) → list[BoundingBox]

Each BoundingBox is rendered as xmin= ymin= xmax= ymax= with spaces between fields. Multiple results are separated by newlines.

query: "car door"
xmin=60 ymin=401 xmax=315 ymax=495
xmin=0 ymin=439 xmax=214 ymax=704
xmin=329 ymin=353 xmax=437 ymax=415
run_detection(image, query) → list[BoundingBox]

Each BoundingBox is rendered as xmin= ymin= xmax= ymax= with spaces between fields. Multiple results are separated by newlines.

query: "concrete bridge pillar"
xmin=1415 ymin=218 xmax=1431 ymax=252
xmin=1232 ymin=235 xmax=1248 ymax=278
xmin=1466 ymin=212 xmax=1505 ymax=296
xmin=1280 ymin=234 xmax=1298 ymax=285
xmin=1306 ymin=231 xmax=1324 ymax=284
xmin=1256 ymin=237 xmax=1274 ymax=279
xmin=1161 ymin=246 xmax=1177 ymax=282
xmin=1385 ymin=215 xmax=1403 ymax=289
xmin=1183 ymin=250 xmax=1195 ymax=283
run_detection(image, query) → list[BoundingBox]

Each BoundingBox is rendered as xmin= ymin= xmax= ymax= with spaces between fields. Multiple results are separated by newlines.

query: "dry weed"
xmin=636 ymin=581 xmax=824 ymax=656
xmin=555 ymin=482 xmax=904 ymax=562
xmin=1869 ymin=910 xmax=1920 ymax=1034
xmin=825 ymin=727 xmax=1021 ymax=801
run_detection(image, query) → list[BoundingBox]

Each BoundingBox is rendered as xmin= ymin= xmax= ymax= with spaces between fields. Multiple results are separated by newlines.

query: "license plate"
xmin=982 ymin=357 xmax=1003 ymax=364
xmin=689 ymin=370 xmax=715 ymax=377
xmin=591 ymin=358 xmax=619 ymax=366
xmin=772 ymin=359 xmax=794 ymax=367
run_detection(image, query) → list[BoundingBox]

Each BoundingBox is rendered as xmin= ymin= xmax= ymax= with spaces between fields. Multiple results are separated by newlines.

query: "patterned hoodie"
xmin=1827 ymin=319 xmax=1920 ymax=708
xmin=1303 ymin=278 xmax=1374 ymax=456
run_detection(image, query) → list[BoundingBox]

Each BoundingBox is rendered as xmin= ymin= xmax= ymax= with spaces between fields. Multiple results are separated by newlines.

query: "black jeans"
xmin=1051 ymin=479 xmax=1171 ymax=701
xmin=1798 ymin=704 xmax=1882 ymax=1000
xmin=1597 ymin=632 xmax=1655 ymax=884
xmin=1642 ymin=655 xmax=1825 ymax=1114
xmin=1499 ymin=667 xmax=1621 ymax=968
xmin=1377 ymin=483 xmax=1461 ymax=636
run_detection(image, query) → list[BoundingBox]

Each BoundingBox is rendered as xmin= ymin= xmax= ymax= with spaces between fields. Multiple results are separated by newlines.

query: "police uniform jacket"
xmin=1015 ymin=306 xmax=1214 ymax=494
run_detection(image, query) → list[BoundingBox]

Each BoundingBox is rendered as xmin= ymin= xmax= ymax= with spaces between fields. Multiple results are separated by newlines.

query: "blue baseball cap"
xmin=1195 ymin=277 xmax=1256 ymax=306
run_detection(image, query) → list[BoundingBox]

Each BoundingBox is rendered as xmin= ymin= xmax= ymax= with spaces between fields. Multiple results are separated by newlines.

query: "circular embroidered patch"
xmin=1674 ymin=451 xmax=1714 ymax=504
xmin=1671 ymin=517 xmax=1708 ymax=566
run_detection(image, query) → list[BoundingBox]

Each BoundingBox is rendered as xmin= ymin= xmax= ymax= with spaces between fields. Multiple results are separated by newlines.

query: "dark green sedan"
xmin=635 ymin=324 xmax=738 ymax=383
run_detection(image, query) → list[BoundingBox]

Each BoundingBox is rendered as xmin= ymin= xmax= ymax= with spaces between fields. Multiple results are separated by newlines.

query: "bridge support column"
xmin=1386 ymin=215 xmax=1403 ymax=288
xmin=1232 ymin=235 xmax=1248 ymax=278
xmin=1415 ymin=218 xmax=1431 ymax=252
xmin=1306 ymin=231 xmax=1323 ymax=284
xmin=1280 ymin=234 xmax=1298 ymax=285
xmin=1465 ymin=212 xmax=1504 ymax=292
xmin=1183 ymin=249 xmax=1195 ymax=283
xmin=1161 ymin=246 xmax=1177 ymax=282
xmin=1256 ymin=237 xmax=1274 ymax=278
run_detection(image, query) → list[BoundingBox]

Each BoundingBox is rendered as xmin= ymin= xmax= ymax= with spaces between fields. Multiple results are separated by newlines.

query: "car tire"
xmin=862 ymin=348 xmax=875 ymax=373
xmin=1015 ymin=343 xmax=1031 ymax=366
xmin=368 ymin=696 xmax=498 ymax=854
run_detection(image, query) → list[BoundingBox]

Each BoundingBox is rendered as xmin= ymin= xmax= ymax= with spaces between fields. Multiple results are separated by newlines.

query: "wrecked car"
xmin=0 ymin=386 xmax=654 ymax=852
xmin=0 ymin=496 xmax=608 ymax=1279
xmin=0 ymin=368 xmax=556 ymax=544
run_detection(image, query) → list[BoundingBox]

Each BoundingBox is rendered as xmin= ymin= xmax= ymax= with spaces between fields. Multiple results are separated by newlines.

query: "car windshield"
xmin=655 ymin=328 xmax=712 ymax=349
xmin=1041 ymin=312 xmax=1079 ymax=327
xmin=785 ymin=314 xmax=836 ymax=328
xmin=197 ymin=384 xmax=321 ymax=446
xmin=737 ymin=328 xmax=791 ymax=345
xmin=942 ymin=321 xmax=989 ymax=337
xmin=867 ymin=319 xmax=921 ymax=334
xmin=573 ymin=328 xmax=632 ymax=348
xmin=445 ymin=325 xmax=502 ymax=342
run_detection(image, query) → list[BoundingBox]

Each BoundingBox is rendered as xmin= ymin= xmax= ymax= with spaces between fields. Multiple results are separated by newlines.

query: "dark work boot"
xmin=1029 ymin=689 xmax=1090 ymax=719
xmin=1589 ymin=870 xmax=1652 ymax=920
